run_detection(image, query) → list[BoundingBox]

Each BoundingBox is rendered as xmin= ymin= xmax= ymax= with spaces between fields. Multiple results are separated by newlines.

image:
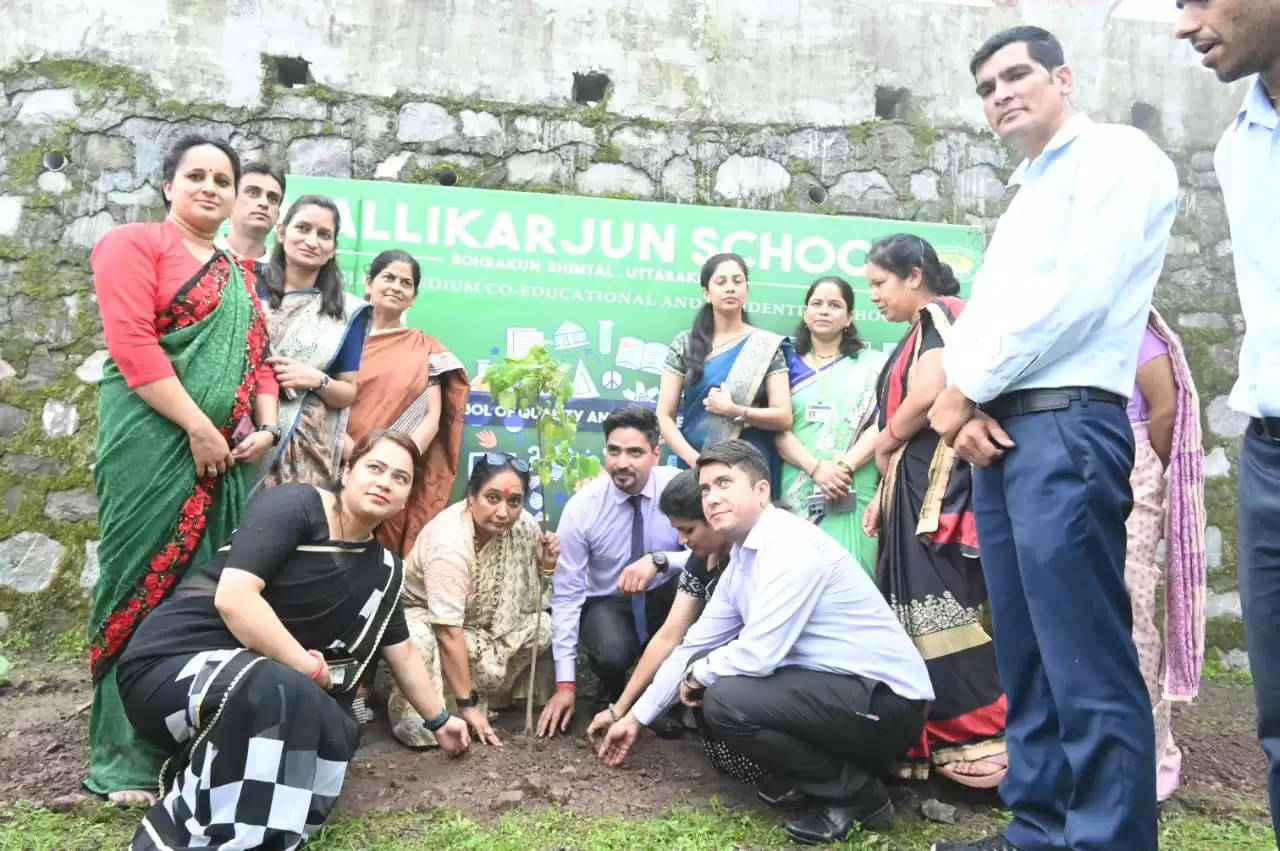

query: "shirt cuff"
xmin=691 ymin=657 xmax=719 ymax=688
xmin=554 ymin=658 xmax=576 ymax=683
xmin=631 ymin=689 xmax=664 ymax=726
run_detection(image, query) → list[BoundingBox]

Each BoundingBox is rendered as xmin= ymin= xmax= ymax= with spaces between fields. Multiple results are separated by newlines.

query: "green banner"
xmin=284 ymin=175 xmax=983 ymax=520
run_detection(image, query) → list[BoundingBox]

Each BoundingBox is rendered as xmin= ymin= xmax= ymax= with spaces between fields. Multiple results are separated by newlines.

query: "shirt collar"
xmin=740 ymin=504 xmax=780 ymax=553
xmin=1009 ymin=112 xmax=1093 ymax=186
xmin=1234 ymin=75 xmax=1279 ymax=132
xmin=611 ymin=470 xmax=658 ymax=506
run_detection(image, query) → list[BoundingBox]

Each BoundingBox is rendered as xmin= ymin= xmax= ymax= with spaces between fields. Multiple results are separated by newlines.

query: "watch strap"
xmin=454 ymin=690 xmax=479 ymax=709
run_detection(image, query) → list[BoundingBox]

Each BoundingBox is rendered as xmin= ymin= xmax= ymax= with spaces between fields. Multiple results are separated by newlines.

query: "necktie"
xmin=628 ymin=494 xmax=649 ymax=644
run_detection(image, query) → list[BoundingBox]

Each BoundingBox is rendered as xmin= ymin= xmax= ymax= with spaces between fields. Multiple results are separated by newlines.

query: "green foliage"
xmin=0 ymin=655 xmax=10 ymax=682
xmin=483 ymin=346 xmax=601 ymax=522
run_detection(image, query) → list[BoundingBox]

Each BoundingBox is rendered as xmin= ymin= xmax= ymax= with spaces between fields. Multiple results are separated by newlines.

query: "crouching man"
xmin=598 ymin=440 xmax=934 ymax=845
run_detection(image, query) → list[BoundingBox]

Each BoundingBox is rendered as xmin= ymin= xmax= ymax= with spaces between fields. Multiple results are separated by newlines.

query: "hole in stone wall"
xmin=1130 ymin=102 xmax=1160 ymax=134
xmin=267 ymin=55 xmax=313 ymax=88
xmin=572 ymin=71 xmax=611 ymax=105
xmin=435 ymin=168 xmax=458 ymax=187
xmin=807 ymin=185 xmax=828 ymax=204
xmin=874 ymin=86 xmax=909 ymax=121
xmin=41 ymin=151 xmax=68 ymax=172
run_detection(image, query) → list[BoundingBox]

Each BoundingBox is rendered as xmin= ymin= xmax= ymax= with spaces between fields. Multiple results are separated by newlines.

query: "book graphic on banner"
xmin=572 ymin=360 xmax=600 ymax=398
xmin=554 ymin=321 xmax=589 ymax=350
xmin=615 ymin=337 xmax=666 ymax=374
xmin=506 ymin=327 xmax=546 ymax=358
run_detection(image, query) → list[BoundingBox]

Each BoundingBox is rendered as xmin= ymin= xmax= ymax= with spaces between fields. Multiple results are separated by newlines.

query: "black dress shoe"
xmin=784 ymin=795 xmax=894 ymax=845
xmin=930 ymin=835 xmax=1020 ymax=850
xmin=755 ymin=775 xmax=814 ymax=810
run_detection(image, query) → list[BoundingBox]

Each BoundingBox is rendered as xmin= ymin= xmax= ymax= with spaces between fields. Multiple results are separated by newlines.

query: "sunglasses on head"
xmin=484 ymin=451 xmax=530 ymax=473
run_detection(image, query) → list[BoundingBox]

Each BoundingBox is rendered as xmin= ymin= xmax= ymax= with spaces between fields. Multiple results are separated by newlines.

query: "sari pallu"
xmin=347 ymin=328 xmax=469 ymax=557
xmin=780 ymin=349 xmax=886 ymax=574
xmin=125 ymin=550 xmax=404 ymax=851
xmin=88 ymin=252 xmax=266 ymax=795
xmin=875 ymin=297 xmax=1006 ymax=778
xmin=257 ymin=290 xmax=371 ymax=489
xmin=670 ymin=328 xmax=789 ymax=495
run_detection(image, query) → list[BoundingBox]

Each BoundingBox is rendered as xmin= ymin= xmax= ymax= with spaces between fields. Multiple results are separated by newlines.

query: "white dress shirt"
xmin=943 ymin=114 xmax=1179 ymax=403
xmin=1215 ymin=77 xmax=1280 ymax=418
xmin=550 ymin=466 xmax=689 ymax=682
xmin=631 ymin=506 xmax=934 ymax=725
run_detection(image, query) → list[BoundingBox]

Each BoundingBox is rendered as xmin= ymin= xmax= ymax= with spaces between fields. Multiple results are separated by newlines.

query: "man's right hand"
xmin=537 ymin=688 xmax=575 ymax=737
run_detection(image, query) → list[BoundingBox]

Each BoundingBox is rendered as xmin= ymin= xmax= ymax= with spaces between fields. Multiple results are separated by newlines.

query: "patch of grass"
xmin=1202 ymin=651 xmax=1254 ymax=687
xmin=0 ymin=799 xmax=1272 ymax=850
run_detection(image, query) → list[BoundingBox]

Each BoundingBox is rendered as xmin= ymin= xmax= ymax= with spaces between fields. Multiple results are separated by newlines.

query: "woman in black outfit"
xmin=118 ymin=429 xmax=470 ymax=851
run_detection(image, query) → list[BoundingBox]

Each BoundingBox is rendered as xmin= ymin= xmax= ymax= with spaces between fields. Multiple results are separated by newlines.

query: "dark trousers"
xmin=579 ymin=578 xmax=678 ymax=699
xmin=972 ymin=399 xmax=1156 ymax=851
xmin=702 ymin=667 xmax=925 ymax=803
xmin=1238 ymin=423 xmax=1280 ymax=842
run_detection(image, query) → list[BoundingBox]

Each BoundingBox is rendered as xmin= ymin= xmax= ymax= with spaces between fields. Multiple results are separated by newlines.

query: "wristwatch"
xmin=256 ymin=424 xmax=282 ymax=446
xmin=650 ymin=551 xmax=670 ymax=574
xmin=454 ymin=689 xmax=479 ymax=709
xmin=316 ymin=373 xmax=331 ymax=391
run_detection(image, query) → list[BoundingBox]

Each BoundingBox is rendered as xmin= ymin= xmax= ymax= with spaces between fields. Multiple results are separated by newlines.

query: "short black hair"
xmin=602 ymin=404 xmax=660 ymax=449
xmin=695 ymin=439 xmax=770 ymax=485
xmin=160 ymin=135 xmax=241 ymax=211
xmin=240 ymin=161 xmax=286 ymax=195
xmin=970 ymin=26 xmax=1065 ymax=77
xmin=658 ymin=470 xmax=704 ymax=520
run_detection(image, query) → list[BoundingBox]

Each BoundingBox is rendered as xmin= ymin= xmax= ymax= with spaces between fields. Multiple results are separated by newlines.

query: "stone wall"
xmin=0 ymin=0 xmax=1250 ymax=663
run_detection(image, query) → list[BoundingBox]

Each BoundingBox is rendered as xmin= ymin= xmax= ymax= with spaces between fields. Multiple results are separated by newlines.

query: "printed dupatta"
xmin=90 ymin=252 xmax=267 ymax=680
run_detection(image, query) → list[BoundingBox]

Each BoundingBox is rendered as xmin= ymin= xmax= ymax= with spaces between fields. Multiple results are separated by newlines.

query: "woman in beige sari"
xmin=347 ymin=249 xmax=468 ymax=557
xmin=256 ymin=195 xmax=370 ymax=488
xmin=387 ymin=453 xmax=559 ymax=748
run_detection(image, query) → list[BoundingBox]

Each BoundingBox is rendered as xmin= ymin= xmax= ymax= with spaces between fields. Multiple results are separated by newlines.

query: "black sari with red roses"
xmin=86 ymin=250 xmax=267 ymax=796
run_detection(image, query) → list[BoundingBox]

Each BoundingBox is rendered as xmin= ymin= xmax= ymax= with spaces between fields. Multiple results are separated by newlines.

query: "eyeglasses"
xmin=484 ymin=451 xmax=530 ymax=473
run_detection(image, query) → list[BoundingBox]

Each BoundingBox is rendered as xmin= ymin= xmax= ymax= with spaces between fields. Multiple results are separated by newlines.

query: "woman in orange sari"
xmin=347 ymin=249 xmax=468 ymax=557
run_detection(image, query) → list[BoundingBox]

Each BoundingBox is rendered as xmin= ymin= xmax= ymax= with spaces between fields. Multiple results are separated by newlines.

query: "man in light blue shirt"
xmin=598 ymin=440 xmax=932 ymax=846
xmin=1176 ymin=0 xmax=1280 ymax=839
xmin=929 ymin=26 xmax=1177 ymax=851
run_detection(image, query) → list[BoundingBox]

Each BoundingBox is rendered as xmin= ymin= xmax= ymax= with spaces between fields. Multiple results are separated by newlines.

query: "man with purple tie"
xmin=538 ymin=405 xmax=689 ymax=737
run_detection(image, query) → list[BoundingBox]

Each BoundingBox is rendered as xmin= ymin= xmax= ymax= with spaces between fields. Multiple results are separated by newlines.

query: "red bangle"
xmin=886 ymin=419 xmax=904 ymax=443
xmin=555 ymin=681 xmax=576 ymax=693
xmin=307 ymin=650 xmax=327 ymax=681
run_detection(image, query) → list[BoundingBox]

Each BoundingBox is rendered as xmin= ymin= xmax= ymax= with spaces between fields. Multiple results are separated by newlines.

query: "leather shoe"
xmin=783 ymin=788 xmax=893 ymax=845
xmin=755 ymin=775 xmax=813 ymax=810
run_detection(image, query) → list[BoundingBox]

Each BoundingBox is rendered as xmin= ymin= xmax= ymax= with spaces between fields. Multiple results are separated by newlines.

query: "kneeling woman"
xmin=388 ymin=453 xmax=557 ymax=748
xmin=117 ymin=430 xmax=469 ymax=850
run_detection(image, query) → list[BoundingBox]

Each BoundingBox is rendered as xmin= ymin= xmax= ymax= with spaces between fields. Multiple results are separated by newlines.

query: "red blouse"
xmin=91 ymin=220 xmax=278 ymax=395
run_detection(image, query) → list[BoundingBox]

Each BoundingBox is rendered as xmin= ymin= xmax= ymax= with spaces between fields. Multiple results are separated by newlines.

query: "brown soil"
xmin=0 ymin=652 xmax=1265 ymax=820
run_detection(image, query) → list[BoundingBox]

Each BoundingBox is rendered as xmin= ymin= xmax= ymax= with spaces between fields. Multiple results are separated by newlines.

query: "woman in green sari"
xmin=776 ymin=277 xmax=885 ymax=574
xmin=87 ymin=135 xmax=280 ymax=804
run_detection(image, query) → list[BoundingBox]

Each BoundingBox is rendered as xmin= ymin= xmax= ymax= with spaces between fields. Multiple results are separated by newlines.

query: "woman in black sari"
xmin=118 ymin=429 xmax=470 ymax=850
xmin=863 ymin=234 xmax=1007 ymax=788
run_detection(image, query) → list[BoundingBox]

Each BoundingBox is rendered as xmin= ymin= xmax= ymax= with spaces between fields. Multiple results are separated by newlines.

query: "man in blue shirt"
xmin=1176 ymin=0 xmax=1280 ymax=839
xmin=929 ymin=26 xmax=1177 ymax=851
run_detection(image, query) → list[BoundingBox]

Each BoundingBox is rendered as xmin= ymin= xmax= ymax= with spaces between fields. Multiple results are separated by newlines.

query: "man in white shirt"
xmin=598 ymin=440 xmax=933 ymax=845
xmin=537 ymin=405 xmax=690 ymax=737
xmin=928 ymin=26 xmax=1177 ymax=851
xmin=1176 ymin=0 xmax=1280 ymax=839
xmin=214 ymin=162 xmax=284 ymax=267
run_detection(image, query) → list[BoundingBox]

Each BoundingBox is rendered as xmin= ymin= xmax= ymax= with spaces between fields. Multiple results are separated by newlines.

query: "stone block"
xmin=3 ymin=486 xmax=24 ymax=516
xmin=909 ymin=170 xmax=941 ymax=202
xmin=460 ymin=110 xmax=502 ymax=140
xmin=1205 ymin=525 xmax=1222 ymax=569
xmin=41 ymin=400 xmax=80 ymax=437
xmin=955 ymin=164 xmax=1008 ymax=207
xmin=0 ymin=360 xmax=15 ymax=382
xmin=828 ymin=170 xmax=896 ymax=210
xmin=269 ymin=94 xmax=328 ymax=121
xmin=661 ymin=156 xmax=697 ymax=202
xmin=81 ymin=540 xmax=100 ymax=592
xmin=0 ymin=531 xmax=66 ymax=593
xmin=574 ymin=164 xmax=654 ymax=198
xmin=2 ymin=453 xmax=69 ymax=476
xmin=0 ymin=196 xmax=25 ymax=237
xmin=85 ymin=135 xmax=135 ymax=172
xmin=0 ymin=402 xmax=30 ymax=438
xmin=63 ymin=211 xmax=117 ymax=249
xmin=1206 ymin=395 xmax=1248 ymax=439
xmin=37 ymin=172 xmax=71 ymax=195
xmin=1178 ymin=312 xmax=1227 ymax=331
xmin=612 ymin=126 xmax=683 ymax=174
xmin=16 ymin=89 xmax=79 ymax=124
xmin=108 ymin=184 xmax=163 ymax=209
xmin=287 ymin=137 xmax=352 ymax=178
xmin=1203 ymin=446 xmax=1230 ymax=478
xmin=512 ymin=116 xmax=595 ymax=151
xmin=504 ymin=152 xmax=563 ymax=187
xmin=45 ymin=489 xmax=98 ymax=522
xmin=1218 ymin=647 xmax=1250 ymax=670
xmin=373 ymin=151 xmax=412 ymax=180
xmin=397 ymin=102 xmax=456 ymax=143
xmin=1205 ymin=590 xmax=1241 ymax=620
xmin=20 ymin=347 xmax=66 ymax=389
xmin=713 ymin=155 xmax=791 ymax=201
xmin=75 ymin=350 xmax=110 ymax=383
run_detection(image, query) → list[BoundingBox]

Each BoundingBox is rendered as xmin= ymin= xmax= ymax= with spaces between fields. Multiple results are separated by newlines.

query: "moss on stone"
xmin=1204 ymin=614 xmax=1247 ymax=653
xmin=592 ymin=141 xmax=622 ymax=164
xmin=579 ymin=84 xmax=615 ymax=128
xmin=910 ymin=124 xmax=940 ymax=146
xmin=2 ymin=58 xmax=155 ymax=102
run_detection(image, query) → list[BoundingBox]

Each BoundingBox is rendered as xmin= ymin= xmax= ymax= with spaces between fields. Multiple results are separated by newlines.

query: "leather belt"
xmin=1253 ymin=417 xmax=1280 ymax=444
xmin=982 ymin=387 xmax=1126 ymax=420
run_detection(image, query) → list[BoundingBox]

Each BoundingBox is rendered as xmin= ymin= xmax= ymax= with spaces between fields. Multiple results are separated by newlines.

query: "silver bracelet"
xmin=608 ymin=702 xmax=621 ymax=723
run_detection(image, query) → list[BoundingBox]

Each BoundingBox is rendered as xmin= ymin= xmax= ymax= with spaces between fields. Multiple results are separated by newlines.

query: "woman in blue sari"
xmin=657 ymin=253 xmax=791 ymax=494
